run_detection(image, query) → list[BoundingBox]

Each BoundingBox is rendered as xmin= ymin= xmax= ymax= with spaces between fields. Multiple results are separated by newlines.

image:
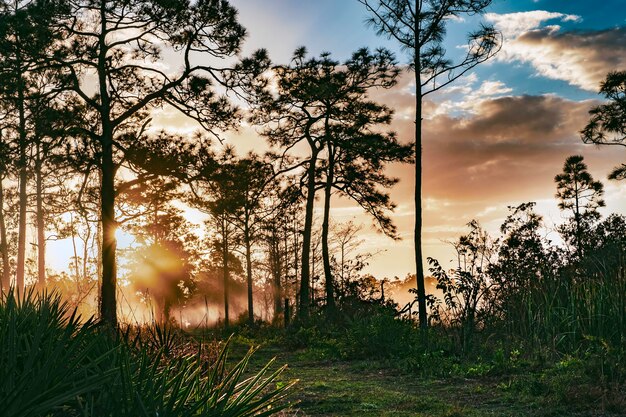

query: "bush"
xmin=0 ymin=289 xmax=293 ymax=417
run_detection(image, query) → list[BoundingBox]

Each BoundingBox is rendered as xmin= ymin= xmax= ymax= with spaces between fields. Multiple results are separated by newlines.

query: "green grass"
xmin=228 ymin=339 xmax=626 ymax=417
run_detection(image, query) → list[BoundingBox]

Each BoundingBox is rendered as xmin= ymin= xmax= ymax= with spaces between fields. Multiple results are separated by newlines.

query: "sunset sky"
xmin=44 ymin=1 xmax=626 ymax=280
xmin=213 ymin=0 xmax=625 ymax=279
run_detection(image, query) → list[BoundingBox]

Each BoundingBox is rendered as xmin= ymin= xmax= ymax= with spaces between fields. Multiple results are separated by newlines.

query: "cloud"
xmin=485 ymin=11 xmax=581 ymax=38
xmin=419 ymin=95 xmax=617 ymax=199
xmin=486 ymin=11 xmax=626 ymax=91
xmin=513 ymin=27 xmax=626 ymax=90
xmin=383 ymin=92 xmax=625 ymax=245
xmin=428 ymin=76 xmax=513 ymax=117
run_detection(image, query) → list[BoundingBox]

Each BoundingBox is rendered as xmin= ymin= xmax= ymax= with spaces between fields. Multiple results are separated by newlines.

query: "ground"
xmin=228 ymin=340 xmax=624 ymax=417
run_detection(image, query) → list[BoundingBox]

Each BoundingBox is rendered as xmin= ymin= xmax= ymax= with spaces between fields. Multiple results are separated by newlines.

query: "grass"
xmin=228 ymin=338 xmax=626 ymax=417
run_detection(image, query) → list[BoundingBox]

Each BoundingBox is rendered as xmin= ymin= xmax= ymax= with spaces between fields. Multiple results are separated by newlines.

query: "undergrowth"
xmin=0 ymin=289 xmax=294 ymax=417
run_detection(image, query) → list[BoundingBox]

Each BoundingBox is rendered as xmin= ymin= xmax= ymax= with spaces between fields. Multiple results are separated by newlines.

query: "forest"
xmin=0 ymin=0 xmax=625 ymax=416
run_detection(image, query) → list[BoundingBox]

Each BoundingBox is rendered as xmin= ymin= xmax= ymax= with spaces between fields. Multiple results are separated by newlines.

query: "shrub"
xmin=0 ymin=289 xmax=294 ymax=417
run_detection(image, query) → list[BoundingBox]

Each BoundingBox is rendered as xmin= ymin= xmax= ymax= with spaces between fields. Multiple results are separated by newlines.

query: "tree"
xmin=316 ymin=53 xmax=413 ymax=310
xmin=0 ymin=134 xmax=9 ymax=290
xmin=488 ymin=203 xmax=561 ymax=337
xmin=359 ymin=0 xmax=501 ymax=328
xmin=30 ymin=96 xmax=77 ymax=288
xmin=53 ymin=0 xmax=266 ymax=326
xmin=581 ymin=71 xmax=626 ymax=180
xmin=190 ymin=147 xmax=239 ymax=327
xmin=329 ymin=221 xmax=381 ymax=300
xmin=0 ymin=0 xmax=63 ymax=292
xmin=123 ymin=178 xmax=198 ymax=324
xmin=555 ymin=155 xmax=605 ymax=257
xmin=225 ymin=154 xmax=283 ymax=326
xmin=253 ymin=47 xmax=399 ymax=318
xmin=261 ymin=183 xmax=301 ymax=322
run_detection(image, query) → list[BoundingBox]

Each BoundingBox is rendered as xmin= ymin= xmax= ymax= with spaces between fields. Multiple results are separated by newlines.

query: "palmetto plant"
xmin=0 ymin=289 xmax=114 ymax=417
xmin=81 ymin=341 xmax=294 ymax=417
xmin=0 ymin=289 xmax=294 ymax=417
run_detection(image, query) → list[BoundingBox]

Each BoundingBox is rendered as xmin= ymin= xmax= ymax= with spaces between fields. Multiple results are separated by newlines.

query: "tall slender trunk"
xmin=70 ymin=213 xmax=81 ymax=283
xmin=298 ymin=150 xmax=319 ymax=318
xmin=81 ymin=217 xmax=91 ymax=281
xmin=244 ymin=215 xmax=254 ymax=326
xmin=311 ymin=242 xmax=316 ymax=305
xmin=221 ymin=215 xmax=230 ymax=327
xmin=0 ymin=177 xmax=10 ymax=291
xmin=271 ymin=226 xmax=282 ymax=318
xmin=35 ymin=142 xmax=46 ymax=287
xmin=293 ymin=217 xmax=298 ymax=297
xmin=16 ymin=69 xmax=28 ymax=295
xmin=321 ymin=142 xmax=335 ymax=310
xmin=100 ymin=132 xmax=117 ymax=326
xmin=98 ymin=7 xmax=118 ymax=327
xmin=340 ymin=242 xmax=345 ymax=294
xmin=414 ymin=53 xmax=428 ymax=329
xmin=96 ymin=207 xmax=103 ymax=309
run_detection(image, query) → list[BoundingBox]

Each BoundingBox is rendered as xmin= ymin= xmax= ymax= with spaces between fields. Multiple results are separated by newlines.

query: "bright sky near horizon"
xmin=46 ymin=0 xmax=626 ymax=281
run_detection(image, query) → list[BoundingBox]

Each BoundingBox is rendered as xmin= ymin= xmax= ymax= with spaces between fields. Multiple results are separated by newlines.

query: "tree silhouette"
xmin=190 ymin=147 xmax=240 ymax=327
xmin=488 ymin=203 xmax=561 ymax=338
xmin=51 ymin=0 xmax=266 ymax=326
xmin=223 ymin=154 xmax=284 ymax=326
xmin=319 ymin=85 xmax=412 ymax=310
xmin=359 ymin=0 xmax=501 ymax=328
xmin=29 ymin=96 xmax=78 ymax=288
xmin=253 ymin=47 xmax=399 ymax=318
xmin=582 ymin=71 xmax=626 ymax=180
xmin=261 ymin=183 xmax=301 ymax=321
xmin=0 ymin=0 xmax=64 ymax=292
xmin=0 ymin=135 xmax=9 ymax=290
xmin=555 ymin=155 xmax=605 ymax=257
xmin=123 ymin=178 xmax=198 ymax=324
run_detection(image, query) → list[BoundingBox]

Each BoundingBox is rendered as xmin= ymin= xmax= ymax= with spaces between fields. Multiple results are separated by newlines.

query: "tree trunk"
xmin=414 ymin=61 xmax=428 ymax=329
xmin=81 ymin=216 xmax=91 ymax=282
xmin=98 ymin=6 xmax=118 ymax=327
xmin=0 ymin=177 xmax=10 ymax=291
xmin=96 ymin=209 xmax=103 ymax=310
xmin=293 ymin=217 xmax=298 ymax=300
xmin=244 ymin=218 xmax=254 ymax=326
xmin=298 ymin=151 xmax=318 ymax=318
xmin=70 ymin=213 xmax=81 ymax=283
xmin=16 ymin=73 xmax=28 ymax=295
xmin=272 ymin=227 xmax=282 ymax=318
xmin=574 ymin=179 xmax=582 ymax=258
xmin=100 ymin=133 xmax=117 ymax=327
xmin=321 ymin=143 xmax=335 ymax=310
xmin=35 ymin=142 xmax=46 ymax=288
xmin=221 ymin=215 xmax=230 ymax=327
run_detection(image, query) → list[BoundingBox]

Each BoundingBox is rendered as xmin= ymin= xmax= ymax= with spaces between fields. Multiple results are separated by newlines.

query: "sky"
xmin=44 ymin=0 xmax=626 ymax=281
xmin=214 ymin=0 xmax=626 ymax=279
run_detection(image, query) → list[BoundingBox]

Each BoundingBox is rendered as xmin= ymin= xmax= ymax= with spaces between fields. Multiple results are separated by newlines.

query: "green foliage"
xmin=0 ymin=290 xmax=293 ymax=417
xmin=341 ymin=310 xmax=419 ymax=360
xmin=0 ymin=289 xmax=114 ymax=417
